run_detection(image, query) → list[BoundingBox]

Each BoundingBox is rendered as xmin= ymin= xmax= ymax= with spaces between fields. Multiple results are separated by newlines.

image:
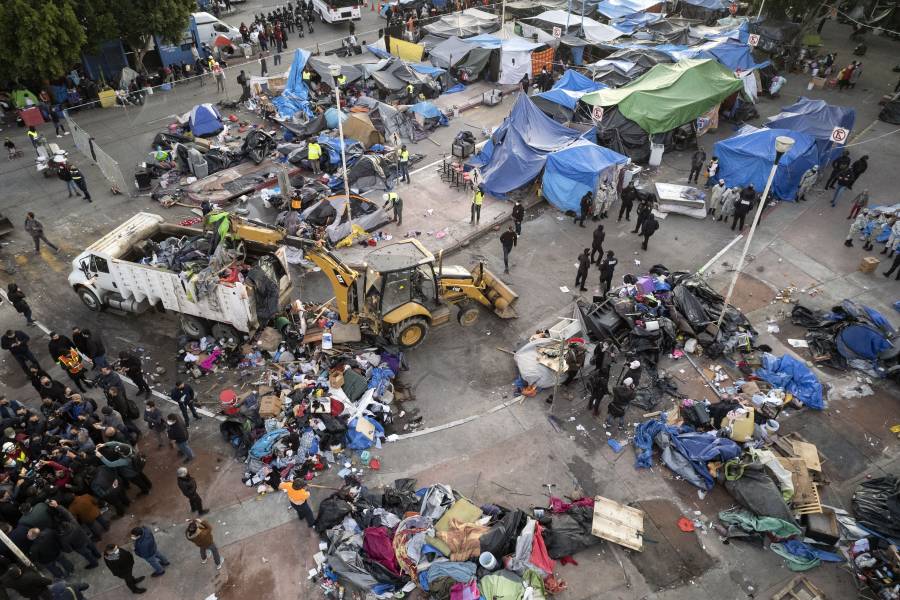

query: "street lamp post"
xmin=329 ymin=64 xmax=353 ymax=229
xmin=717 ymin=135 xmax=794 ymax=329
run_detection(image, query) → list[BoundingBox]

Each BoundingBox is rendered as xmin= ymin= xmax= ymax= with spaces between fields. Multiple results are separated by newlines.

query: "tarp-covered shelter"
xmin=423 ymin=8 xmax=500 ymax=38
xmin=353 ymin=97 xmax=412 ymax=141
xmin=187 ymin=103 xmax=225 ymax=137
xmin=346 ymin=155 xmax=393 ymax=191
xmin=691 ymin=40 xmax=770 ymax=72
xmin=273 ymin=48 xmax=313 ymax=120
xmin=585 ymin=47 xmax=674 ymax=87
xmin=714 ymin=126 xmax=819 ymax=201
xmin=470 ymin=93 xmax=583 ymax=196
xmin=526 ymin=10 xmax=624 ymax=43
xmin=533 ymin=70 xmax=607 ymax=122
xmin=596 ymin=0 xmax=664 ymax=19
xmin=342 ymin=113 xmax=382 ymax=147
xmin=594 ymin=106 xmax=664 ymax=163
xmin=644 ymin=19 xmax=694 ymax=44
xmin=678 ymin=0 xmax=729 ymax=23
xmin=542 ymin=140 xmax=628 ymax=212
xmin=748 ymin=20 xmax=800 ymax=53
xmin=764 ymin=97 xmax=856 ymax=167
xmin=611 ymin=12 xmax=665 ymax=34
xmin=580 ymin=59 xmax=744 ymax=134
xmin=370 ymin=58 xmax=442 ymax=100
xmin=428 ymin=36 xmax=493 ymax=81
xmin=307 ymin=57 xmax=364 ymax=87
xmin=499 ymin=36 xmax=546 ymax=85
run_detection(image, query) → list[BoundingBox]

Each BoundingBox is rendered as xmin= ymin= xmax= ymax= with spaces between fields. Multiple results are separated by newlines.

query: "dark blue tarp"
xmin=188 ymin=103 xmax=224 ymax=137
xmin=756 ymin=353 xmax=824 ymax=410
xmin=316 ymin=133 xmax=363 ymax=166
xmin=694 ymin=41 xmax=771 ymax=72
xmin=837 ymin=325 xmax=892 ymax=361
xmin=543 ymin=140 xmax=627 ymax=213
xmin=273 ymin=49 xmax=313 ymax=119
xmin=764 ymin=98 xmax=856 ymax=167
xmin=535 ymin=70 xmax=607 ymax=111
xmin=477 ymin=94 xmax=583 ymax=197
xmin=409 ymin=101 xmax=448 ymax=125
xmin=714 ymin=126 xmax=819 ymax=201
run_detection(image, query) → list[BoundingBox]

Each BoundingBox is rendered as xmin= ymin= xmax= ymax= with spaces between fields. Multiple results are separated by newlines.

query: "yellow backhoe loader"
xmin=230 ymin=216 xmax=518 ymax=348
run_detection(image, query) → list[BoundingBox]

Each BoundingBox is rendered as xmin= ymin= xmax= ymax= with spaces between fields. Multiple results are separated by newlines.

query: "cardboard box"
xmin=258 ymin=394 xmax=281 ymax=418
xmin=811 ymin=76 xmax=826 ymax=89
xmin=860 ymin=256 xmax=880 ymax=273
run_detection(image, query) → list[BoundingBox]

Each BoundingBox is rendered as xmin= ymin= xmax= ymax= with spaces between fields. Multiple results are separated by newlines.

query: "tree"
xmin=0 ymin=0 xmax=86 ymax=82
xmin=79 ymin=0 xmax=195 ymax=73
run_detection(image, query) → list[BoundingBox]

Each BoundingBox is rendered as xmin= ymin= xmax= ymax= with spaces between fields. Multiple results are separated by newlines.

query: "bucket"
xmin=360 ymin=450 xmax=371 ymax=465
xmin=369 ymin=458 xmax=381 ymax=470
xmin=479 ymin=552 xmax=498 ymax=571
xmin=764 ymin=419 xmax=780 ymax=435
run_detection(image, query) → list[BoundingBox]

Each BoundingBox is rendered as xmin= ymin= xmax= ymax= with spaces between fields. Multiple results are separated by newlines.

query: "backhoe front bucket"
xmin=478 ymin=266 xmax=519 ymax=319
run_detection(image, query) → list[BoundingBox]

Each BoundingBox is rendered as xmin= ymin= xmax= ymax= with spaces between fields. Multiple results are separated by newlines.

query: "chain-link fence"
xmin=65 ymin=113 xmax=132 ymax=196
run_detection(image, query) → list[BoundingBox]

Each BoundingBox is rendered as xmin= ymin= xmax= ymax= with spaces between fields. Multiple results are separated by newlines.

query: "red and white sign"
xmin=552 ymin=26 xmax=562 ymax=38
xmin=747 ymin=34 xmax=760 ymax=47
xmin=591 ymin=105 xmax=605 ymax=122
xmin=831 ymin=127 xmax=849 ymax=144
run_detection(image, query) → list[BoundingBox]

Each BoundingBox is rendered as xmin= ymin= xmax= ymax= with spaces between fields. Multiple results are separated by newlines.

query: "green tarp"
xmin=580 ymin=59 xmax=744 ymax=134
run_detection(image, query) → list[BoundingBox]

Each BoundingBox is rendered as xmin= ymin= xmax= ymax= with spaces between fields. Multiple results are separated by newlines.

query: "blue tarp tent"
xmin=714 ymin=126 xmax=819 ymax=201
xmin=188 ymin=103 xmax=224 ymax=137
xmin=543 ymin=140 xmax=627 ymax=213
xmin=408 ymin=101 xmax=449 ymax=126
xmin=534 ymin=70 xmax=607 ymax=120
xmin=273 ymin=48 xmax=313 ymax=119
xmin=611 ymin=12 xmax=664 ymax=33
xmin=463 ymin=34 xmax=503 ymax=49
xmin=764 ymin=98 xmax=856 ymax=167
xmin=474 ymin=93 xmax=583 ymax=197
xmin=693 ymin=41 xmax=771 ymax=72
xmin=597 ymin=0 xmax=662 ymax=19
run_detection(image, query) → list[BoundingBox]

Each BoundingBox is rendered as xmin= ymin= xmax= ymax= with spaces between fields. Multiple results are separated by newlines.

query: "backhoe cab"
xmin=306 ymin=238 xmax=518 ymax=348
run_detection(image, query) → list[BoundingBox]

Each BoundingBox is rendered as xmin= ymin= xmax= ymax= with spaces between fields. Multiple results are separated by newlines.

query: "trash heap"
xmin=790 ymin=300 xmax=899 ymax=379
xmin=309 ymin=482 xmax=603 ymax=599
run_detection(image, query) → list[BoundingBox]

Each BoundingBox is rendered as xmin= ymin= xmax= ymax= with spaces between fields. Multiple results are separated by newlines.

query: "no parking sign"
xmin=747 ymin=34 xmax=760 ymax=47
xmin=591 ymin=105 xmax=604 ymax=122
xmin=831 ymin=127 xmax=849 ymax=144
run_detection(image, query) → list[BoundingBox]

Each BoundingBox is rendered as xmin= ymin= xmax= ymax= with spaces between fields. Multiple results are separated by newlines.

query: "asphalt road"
xmin=0 ymin=15 xmax=897 ymax=600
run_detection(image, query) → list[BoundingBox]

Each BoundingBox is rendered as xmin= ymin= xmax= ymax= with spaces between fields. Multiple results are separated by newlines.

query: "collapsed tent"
xmin=300 ymin=194 xmax=392 ymax=244
xmin=187 ymin=103 xmax=225 ymax=137
xmin=346 ymin=155 xmax=393 ymax=191
xmin=678 ymin=0 xmax=729 ymax=22
xmin=370 ymin=58 xmax=442 ymax=100
xmin=764 ymin=98 xmax=856 ymax=167
xmin=748 ymin=20 xmax=800 ymax=53
xmin=581 ymin=59 xmax=744 ymax=135
xmin=542 ymin=140 xmax=628 ymax=213
xmin=353 ymin=97 xmax=413 ymax=141
xmin=307 ymin=57 xmax=364 ymax=87
xmin=533 ymin=70 xmax=607 ymax=122
xmin=273 ymin=48 xmax=313 ymax=120
xmin=471 ymin=93 xmax=583 ymax=196
xmin=714 ymin=126 xmax=819 ymax=201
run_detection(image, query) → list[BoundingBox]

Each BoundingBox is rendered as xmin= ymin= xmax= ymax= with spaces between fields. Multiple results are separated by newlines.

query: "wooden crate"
xmin=590 ymin=496 xmax=644 ymax=551
xmin=772 ymin=575 xmax=827 ymax=600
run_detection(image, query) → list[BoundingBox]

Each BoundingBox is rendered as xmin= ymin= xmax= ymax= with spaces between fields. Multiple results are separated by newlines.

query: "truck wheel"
xmin=392 ymin=317 xmax=429 ymax=348
xmin=181 ymin=316 xmax=209 ymax=339
xmin=457 ymin=305 xmax=480 ymax=327
xmin=211 ymin=322 xmax=240 ymax=343
xmin=77 ymin=287 xmax=102 ymax=312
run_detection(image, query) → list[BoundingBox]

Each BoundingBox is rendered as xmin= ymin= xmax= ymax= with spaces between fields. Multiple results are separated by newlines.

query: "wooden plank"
xmin=791 ymin=441 xmax=823 ymax=472
xmin=591 ymin=496 xmax=644 ymax=552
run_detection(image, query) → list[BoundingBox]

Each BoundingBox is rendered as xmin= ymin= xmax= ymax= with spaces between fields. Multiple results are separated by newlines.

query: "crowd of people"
xmin=0 ymin=290 xmax=227 ymax=596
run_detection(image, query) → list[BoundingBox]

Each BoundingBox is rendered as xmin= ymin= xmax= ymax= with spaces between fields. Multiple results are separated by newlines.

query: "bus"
xmin=312 ymin=0 xmax=361 ymax=24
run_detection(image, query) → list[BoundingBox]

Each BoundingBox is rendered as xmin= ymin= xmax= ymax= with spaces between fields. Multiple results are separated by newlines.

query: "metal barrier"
xmin=64 ymin=114 xmax=132 ymax=196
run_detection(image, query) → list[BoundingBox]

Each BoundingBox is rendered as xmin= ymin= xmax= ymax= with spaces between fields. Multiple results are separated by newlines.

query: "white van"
xmin=191 ymin=12 xmax=243 ymax=44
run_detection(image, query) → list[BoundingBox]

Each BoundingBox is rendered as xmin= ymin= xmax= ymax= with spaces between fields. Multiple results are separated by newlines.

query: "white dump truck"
xmin=68 ymin=213 xmax=293 ymax=339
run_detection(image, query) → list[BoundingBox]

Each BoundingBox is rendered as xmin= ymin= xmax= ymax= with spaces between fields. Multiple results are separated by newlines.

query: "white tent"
xmin=499 ymin=36 xmax=543 ymax=84
xmin=527 ymin=10 xmax=624 ymax=43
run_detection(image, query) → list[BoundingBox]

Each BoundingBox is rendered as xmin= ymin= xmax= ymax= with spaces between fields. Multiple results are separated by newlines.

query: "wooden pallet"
xmin=771 ymin=575 xmax=827 ymax=600
xmin=590 ymin=496 xmax=644 ymax=552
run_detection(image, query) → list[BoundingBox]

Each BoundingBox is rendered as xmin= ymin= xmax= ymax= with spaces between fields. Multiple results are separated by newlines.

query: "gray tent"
xmin=370 ymin=58 xmax=441 ymax=100
xmin=307 ymin=57 xmax=364 ymax=87
xmin=353 ymin=97 xmax=412 ymax=141
xmin=429 ymin=36 xmax=474 ymax=68
xmin=424 ymin=9 xmax=501 ymax=38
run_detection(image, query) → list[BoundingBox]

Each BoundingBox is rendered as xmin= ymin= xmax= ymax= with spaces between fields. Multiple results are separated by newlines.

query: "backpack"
xmin=125 ymin=397 xmax=140 ymax=420
xmin=131 ymin=450 xmax=147 ymax=472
